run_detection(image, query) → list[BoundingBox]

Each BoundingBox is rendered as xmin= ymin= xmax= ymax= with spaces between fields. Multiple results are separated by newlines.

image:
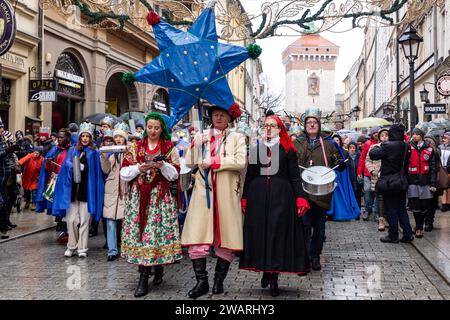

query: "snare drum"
xmin=301 ymin=166 xmax=337 ymax=196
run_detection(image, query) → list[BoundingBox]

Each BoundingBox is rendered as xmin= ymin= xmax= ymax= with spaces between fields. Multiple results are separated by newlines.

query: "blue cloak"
xmin=52 ymin=146 xmax=105 ymax=222
xmin=35 ymin=146 xmax=66 ymax=216
xmin=326 ymin=139 xmax=361 ymax=221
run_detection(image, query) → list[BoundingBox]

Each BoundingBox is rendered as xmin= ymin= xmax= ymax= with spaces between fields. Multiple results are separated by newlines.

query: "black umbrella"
xmin=82 ymin=113 xmax=120 ymax=126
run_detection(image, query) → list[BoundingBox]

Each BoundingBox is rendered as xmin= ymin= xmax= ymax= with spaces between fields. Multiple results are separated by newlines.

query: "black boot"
xmin=212 ymin=258 xmax=230 ymax=294
xmin=188 ymin=258 xmax=209 ymax=299
xmin=311 ymin=256 xmax=322 ymax=271
xmin=269 ymin=273 xmax=279 ymax=297
xmin=134 ymin=266 xmax=151 ymax=297
xmin=261 ymin=272 xmax=271 ymax=288
xmin=153 ymin=265 xmax=164 ymax=286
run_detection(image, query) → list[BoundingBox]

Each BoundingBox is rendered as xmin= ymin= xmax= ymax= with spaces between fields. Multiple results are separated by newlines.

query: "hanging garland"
xmin=46 ymin=0 xmax=417 ymax=39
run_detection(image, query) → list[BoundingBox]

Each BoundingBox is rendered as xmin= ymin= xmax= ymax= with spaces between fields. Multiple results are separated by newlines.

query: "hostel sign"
xmin=424 ymin=103 xmax=447 ymax=115
xmin=0 ymin=0 xmax=16 ymax=56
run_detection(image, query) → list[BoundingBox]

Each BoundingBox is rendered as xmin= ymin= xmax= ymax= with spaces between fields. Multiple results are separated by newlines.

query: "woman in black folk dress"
xmin=239 ymin=115 xmax=311 ymax=297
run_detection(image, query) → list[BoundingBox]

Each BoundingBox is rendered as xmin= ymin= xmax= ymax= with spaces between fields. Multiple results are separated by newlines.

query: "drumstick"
xmin=320 ymin=158 xmax=349 ymax=177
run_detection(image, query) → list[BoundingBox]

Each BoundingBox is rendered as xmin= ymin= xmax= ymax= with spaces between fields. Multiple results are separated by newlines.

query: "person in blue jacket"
xmin=326 ymin=135 xmax=361 ymax=221
xmin=53 ymin=122 xmax=104 ymax=258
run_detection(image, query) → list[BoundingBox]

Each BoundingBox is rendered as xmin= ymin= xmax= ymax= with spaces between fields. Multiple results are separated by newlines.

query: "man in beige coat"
xmin=182 ymin=104 xmax=247 ymax=299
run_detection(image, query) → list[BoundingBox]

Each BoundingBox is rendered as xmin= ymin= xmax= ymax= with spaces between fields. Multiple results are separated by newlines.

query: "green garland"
xmin=247 ymin=44 xmax=262 ymax=60
xmin=73 ymin=0 xmax=409 ymax=38
xmin=73 ymin=0 xmax=154 ymax=30
xmin=122 ymin=72 xmax=136 ymax=87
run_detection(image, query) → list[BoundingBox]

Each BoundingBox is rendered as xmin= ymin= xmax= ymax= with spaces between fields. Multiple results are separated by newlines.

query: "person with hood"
xmin=101 ymin=123 xmax=128 ymax=261
xmin=18 ymin=146 xmax=44 ymax=211
xmin=366 ymin=128 xmax=389 ymax=231
xmin=369 ymin=123 xmax=414 ymax=243
xmin=239 ymin=115 xmax=311 ymax=297
xmin=38 ymin=127 xmax=55 ymax=157
xmin=358 ymin=126 xmax=380 ymax=221
xmin=406 ymin=128 xmax=436 ymax=239
xmin=424 ymin=134 xmax=441 ymax=232
xmin=36 ymin=129 xmax=73 ymax=241
xmin=52 ymin=122 xmax=104 ymax=258
xmin=326 ymin=134 xmax=360 ymax=221
xmin=293 ymin=108 xmax=346 ymax=271
xmin=14 ymin=130 xmax=33 ymax=161
xmin=182 ymin=104 xmax=246 ymax=299
xmin=0 ymin=125 xmax=16 ymax=239
xmin=347 ymin=142 xmax=363 ymax=209
xmin=439 ymin=132 xmax=450 ymax=212
xmin=68 ymin=123 xmax=79 ymax=146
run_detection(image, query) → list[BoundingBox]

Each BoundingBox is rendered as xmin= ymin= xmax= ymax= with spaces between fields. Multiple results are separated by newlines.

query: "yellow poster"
xmin=106 ymin=99 xmax=118 ymax=115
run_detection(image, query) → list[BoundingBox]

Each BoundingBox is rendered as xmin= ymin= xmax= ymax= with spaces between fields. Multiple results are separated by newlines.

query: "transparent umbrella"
xmin=82 ymin=113 xmax=120 ymax=126
xmin=351 ymin=117 xmax=392 ymax=129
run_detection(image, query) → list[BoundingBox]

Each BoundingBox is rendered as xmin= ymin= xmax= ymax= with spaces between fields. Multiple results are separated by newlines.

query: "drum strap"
xmin=319 ymin=137 xmax=328 ymax=167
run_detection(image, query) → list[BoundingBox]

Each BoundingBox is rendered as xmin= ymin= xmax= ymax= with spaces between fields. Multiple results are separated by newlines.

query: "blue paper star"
xmin=134 ymin=7 xmax=251 ymax=128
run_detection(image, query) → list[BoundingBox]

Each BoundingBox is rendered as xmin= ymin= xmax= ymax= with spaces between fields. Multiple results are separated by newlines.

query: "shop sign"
xmin=29 ymin=79 xmax=57 ymax=102
xmin=424 ymin=103 xmax=447 ymax=115
xmin=0 ymin=0 xmax=16 ymax=56
xmin=29 ymin=91 xmax=56 ymax=102
xmin=55 ymin=69 xmax=84 ymax=84
xmin=436 ymin=75 xmax=450 ymax=97
xmin=153 ymin=101 xmax=167 ymax=112
xmin=28 ymin=79 xmax=56 ymax=102
xmin=58 ymin=79 xmax=81 ymax=89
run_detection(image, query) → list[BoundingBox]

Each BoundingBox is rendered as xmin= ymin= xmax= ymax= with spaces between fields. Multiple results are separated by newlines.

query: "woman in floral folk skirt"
xmin=120 ymin=112 xmax=182 ymax=298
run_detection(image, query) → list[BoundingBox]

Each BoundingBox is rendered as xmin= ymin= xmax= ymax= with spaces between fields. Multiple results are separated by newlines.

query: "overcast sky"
xmin=240 ymin=0 xmax=365 ymax=97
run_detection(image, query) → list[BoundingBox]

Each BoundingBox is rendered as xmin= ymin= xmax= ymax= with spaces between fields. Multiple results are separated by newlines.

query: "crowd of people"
xmin=0 ymin=105 xmax=448 ymax=299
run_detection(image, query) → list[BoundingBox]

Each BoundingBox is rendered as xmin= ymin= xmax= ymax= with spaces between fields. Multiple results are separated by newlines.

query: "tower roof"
xmin=287 ymin=35 xmax=339 ymax=48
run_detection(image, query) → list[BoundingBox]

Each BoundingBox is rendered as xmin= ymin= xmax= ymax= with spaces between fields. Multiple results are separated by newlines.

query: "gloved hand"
xmin=335 ymin=158 xmax=347 ymax=171
xmin=241 ymin=199 xmax=247 ymax=215
xmin=297 ymin=197 xmax=310 ymax=217
xmin=430 ymin=186 xmax=437 ymax=193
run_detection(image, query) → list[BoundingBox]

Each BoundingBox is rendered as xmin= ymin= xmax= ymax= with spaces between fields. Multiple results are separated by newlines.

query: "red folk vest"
xmin=408 ymin=145 xmax=432 ymax=175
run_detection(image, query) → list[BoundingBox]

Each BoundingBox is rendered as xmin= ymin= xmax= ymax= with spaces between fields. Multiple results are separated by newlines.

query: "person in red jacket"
xmin=18 ymin=147 xmax=44 ymax=211
xmin=357 ymin=126 xmax=380 ymax=221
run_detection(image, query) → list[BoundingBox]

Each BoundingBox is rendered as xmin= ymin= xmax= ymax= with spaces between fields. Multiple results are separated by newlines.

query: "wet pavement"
xmin=0 ymin=210 xmax=449 ymax=300
xmin=0 ymin=210 xmax=55 ymax=243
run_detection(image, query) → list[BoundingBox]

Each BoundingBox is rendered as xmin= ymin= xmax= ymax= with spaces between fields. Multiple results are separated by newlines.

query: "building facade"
xmin=283 ymin=35 xmax=340 ymax=115
xmin=344 ymin=1 xmax=450 ymax=131
xmin=0 ymin=0 xmax=40 ymax=135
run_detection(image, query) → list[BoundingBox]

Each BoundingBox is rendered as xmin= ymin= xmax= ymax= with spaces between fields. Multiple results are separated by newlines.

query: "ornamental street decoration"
xmin=38 ymin=0 xmax=446 ymax=41
xmin=0 ymin=0 xmax=16 ymax=56
xmin=122 ymin=4 xmax=260 ymax=128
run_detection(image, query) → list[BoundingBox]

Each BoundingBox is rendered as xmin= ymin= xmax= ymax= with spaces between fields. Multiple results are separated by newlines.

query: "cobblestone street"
xmin=1 ymin=212 xmax=449 ymax=300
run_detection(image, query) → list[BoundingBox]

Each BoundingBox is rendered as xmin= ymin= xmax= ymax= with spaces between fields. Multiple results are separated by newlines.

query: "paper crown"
xmin=303 ymin=108 xmax=322 ymax=121
xmin=101 ymin=116 xmax=115 ymax=126
xmin=103 ymin=129 xmax=114 ymax=138
xmin=114 ymin=122 xmax=130 ymax=133
xmin=79 ymin=122 xmax=95 ymax=137
xmin=39 ymin=127 xmax=51 ymax=134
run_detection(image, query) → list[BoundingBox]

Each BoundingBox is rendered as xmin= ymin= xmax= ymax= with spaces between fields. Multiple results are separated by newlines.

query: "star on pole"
xmin=130 ymin=6 xmax=260 ymax=128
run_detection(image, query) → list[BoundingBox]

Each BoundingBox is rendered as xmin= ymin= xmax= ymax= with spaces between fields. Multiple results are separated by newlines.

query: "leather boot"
xmin=261 ymin=272 xmax=271 ymax=288
xmin=188 ymin=258 xmax=209 ymax=299
xmin=212 ymin=258 xmax=230 ymax=294
xmin=134 ymin=265 xmax=151 ymax=297
xmin=269 ymin=273 xmax=279 ymax=297
xmin=153 ymin=265 xmax=164 ymax=286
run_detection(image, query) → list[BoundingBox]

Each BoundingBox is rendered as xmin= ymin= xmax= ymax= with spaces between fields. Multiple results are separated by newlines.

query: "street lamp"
xmin=420 ymin=86 xmax=429 ymax=103
xmin=399 ymin=25 xmax=423 ymax=133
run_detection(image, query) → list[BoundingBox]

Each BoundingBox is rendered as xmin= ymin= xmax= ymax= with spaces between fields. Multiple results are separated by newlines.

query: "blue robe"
xmin=35 ymin=146 xmax=66 ymax=216
xmin=52 ymin=146 xmax=105 ymax=222
xmin=326 ymin=139 xmax=361 ymax=221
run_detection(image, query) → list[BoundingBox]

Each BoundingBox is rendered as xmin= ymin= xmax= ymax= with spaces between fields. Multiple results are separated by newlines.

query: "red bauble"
xmin=229 ymin=103 xmax=242 ymax=119
xmin=146 ymin=11 xmax=161 ymax=26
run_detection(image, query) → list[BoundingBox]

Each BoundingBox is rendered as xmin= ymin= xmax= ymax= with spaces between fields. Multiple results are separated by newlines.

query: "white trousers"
xmin=66 ymin=201 xmax=91 ymax=253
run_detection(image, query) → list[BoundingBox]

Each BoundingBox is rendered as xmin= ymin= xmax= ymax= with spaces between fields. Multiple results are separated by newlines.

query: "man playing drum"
xmin=293 ymin=108 xmax=346 ymax=271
